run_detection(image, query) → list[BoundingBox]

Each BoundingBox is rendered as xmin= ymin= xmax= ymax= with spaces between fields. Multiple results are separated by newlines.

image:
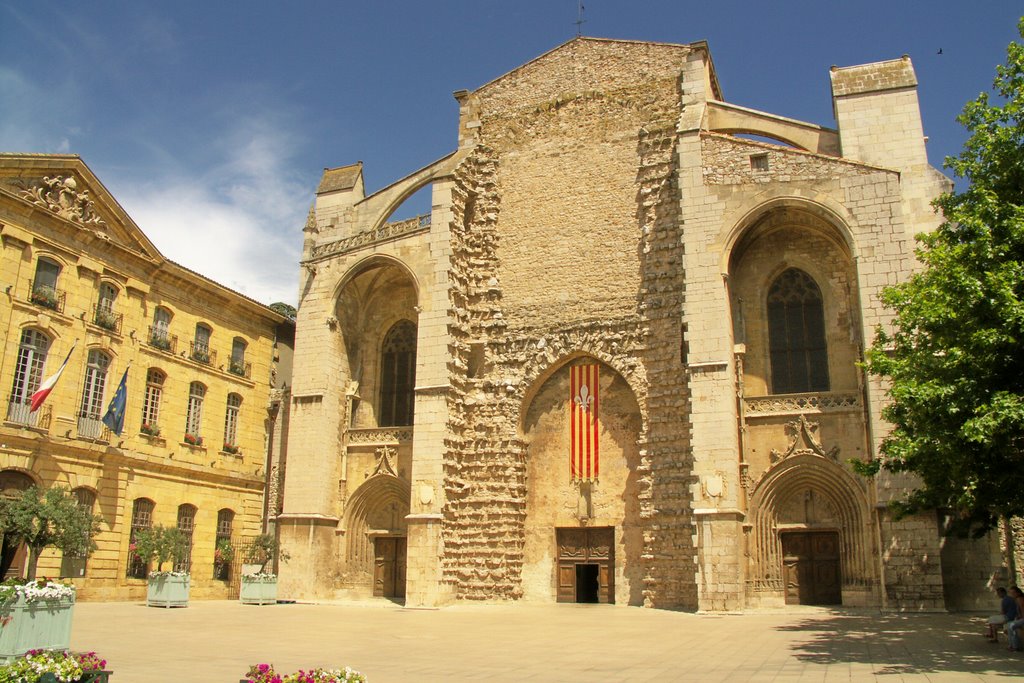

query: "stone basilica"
xmin=276 ymin=37 xmax=1005 ymax=611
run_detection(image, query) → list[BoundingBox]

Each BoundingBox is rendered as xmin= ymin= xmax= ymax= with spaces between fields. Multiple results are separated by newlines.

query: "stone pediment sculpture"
xmin=372 ymin=445 xmax=399 ymax=478
xmin=16 ymin=175 xmax=107 ymax=229
xmin=769 ymin=414 xmax=840 ymax=464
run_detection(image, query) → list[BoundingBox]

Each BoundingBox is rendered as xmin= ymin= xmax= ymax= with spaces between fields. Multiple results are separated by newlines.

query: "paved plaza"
xmin=68 ymin=599 xmax=1024 ymax=682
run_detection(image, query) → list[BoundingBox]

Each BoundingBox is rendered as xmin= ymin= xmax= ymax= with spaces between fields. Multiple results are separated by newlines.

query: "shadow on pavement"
xmin=777 ymin=611 xmax=1024 ymax=677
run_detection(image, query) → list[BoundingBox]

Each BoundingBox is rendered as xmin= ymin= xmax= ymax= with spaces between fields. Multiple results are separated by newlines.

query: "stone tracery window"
xmin=379 ymin=320 xmax=416 ymax=427
xmin=767 ymin=268 xmax=830 ymax=394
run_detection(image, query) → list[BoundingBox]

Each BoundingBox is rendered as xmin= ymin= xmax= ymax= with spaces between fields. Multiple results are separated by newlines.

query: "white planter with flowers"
xmin=146 ymin=572 xmax=190 ymax=608
xmin=0 ymin=580 xmax=75 ymax=659
xmin=239 ymin=573 xmax=278 ymax=605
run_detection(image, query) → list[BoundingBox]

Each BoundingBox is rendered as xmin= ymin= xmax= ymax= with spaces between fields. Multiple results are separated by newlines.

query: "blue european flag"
xmin=102 ymin=368 xmax=129 ymax=436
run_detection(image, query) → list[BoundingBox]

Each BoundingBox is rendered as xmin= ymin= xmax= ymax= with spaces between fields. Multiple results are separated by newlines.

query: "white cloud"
xmin=115 ymin=117 xmax=310 ymax=307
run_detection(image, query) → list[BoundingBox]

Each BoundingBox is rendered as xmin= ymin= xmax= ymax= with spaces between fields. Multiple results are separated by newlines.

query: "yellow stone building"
xmin=0 ymin=153 xmax=291 ymax=601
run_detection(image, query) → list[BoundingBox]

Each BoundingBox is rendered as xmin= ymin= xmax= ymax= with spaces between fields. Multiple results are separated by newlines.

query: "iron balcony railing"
xmin=148 ymin=326 xmax=177 ymax=354
xmin=77 ymin=412 xmax=109 ymax=441
xmin=190 ymin=342 xmax=216 ymax=366
xmin=27 ymin=279 xmax=66 ymax=314
xmin=6 ymin=399 xmax=51 ymax=429
xmin=92 ymin=305 xmax=123 ymax=334
xmin=228 ymin=359 xmax=251 ymax=379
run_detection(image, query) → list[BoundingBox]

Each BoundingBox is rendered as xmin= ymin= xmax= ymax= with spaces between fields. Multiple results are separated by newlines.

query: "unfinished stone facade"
xmin=280 ymin=37 xmax=1006 ymax=611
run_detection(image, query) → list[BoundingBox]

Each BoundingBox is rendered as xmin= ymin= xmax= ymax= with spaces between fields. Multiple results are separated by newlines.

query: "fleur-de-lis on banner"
xmin=574 ymin=383 xmax=593 ymax=412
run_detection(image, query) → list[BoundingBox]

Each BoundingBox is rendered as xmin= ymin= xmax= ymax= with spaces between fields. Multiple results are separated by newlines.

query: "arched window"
xmin=31 ymin=257 xmax=63 ymax=312
xmin=141 ymin=369 xmax=165 ymax=435
xmin=7 ymin=329 xmax=50 ymax=425
xmin=185 ymin=382 xmax=205 ymax=443
xmin=379 ymin=320 xmax=416 ymax=427
xmin=214 ymin=509 xmax=234 ymax=580
xmin=229 ymin=338 xmax=248 ymax=377
xmin=176 ymin=504 xmax=197 ymax=573
xmin=60 ymin=488 xmax=96 ymax=578
xmin=192 ymin=324 xmax=212 ymax=364
xmin=767 ymin=268 xmax=830 ymax=394
xmin=94 ymin=282 xmax=120 ymax=332
xmin=78 ymin=350 xmax=111 ymax=439
xmin=150 ymin=307 xmax=174 ymax=352
xmin=127 ymin=498 xmax=154 ymax=579
xmin=223 ymin=394 xmax=242 ymax=452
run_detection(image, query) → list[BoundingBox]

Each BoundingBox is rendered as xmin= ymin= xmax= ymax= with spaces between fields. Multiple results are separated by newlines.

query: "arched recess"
xmin=747 ymin=449 xmax=873 ymax=605
xmin=334 ymin=257 xmax=419 ymax=430
xmin=519 ymin=357 xmax=644 ymax=606
xmin=0 ymin=470 xmax=39 ymax=579
xmin=343 ymin=474 xmax=411 ymax=594
xmin=727 ymin=200 xmax=863 ymax=397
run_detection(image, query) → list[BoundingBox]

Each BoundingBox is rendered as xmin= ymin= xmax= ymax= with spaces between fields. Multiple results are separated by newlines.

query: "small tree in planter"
xmin=239 ymin=533 xmax=289 ymax=605
xmin=0 ymin=486 xmax=102 ymax=580
xmin=132 ymin=525 xmax=190 ymax=608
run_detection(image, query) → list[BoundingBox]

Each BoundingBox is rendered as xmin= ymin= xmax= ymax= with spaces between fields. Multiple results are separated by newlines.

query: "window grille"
xmin=60 ymin=488 xmax=96 ymax=578
xmin=214 ymin=509 xmax=234 ymax=580
xmin=127 ymin=498 xmax=154 ymax=578
xmin=175 ymin=504 xmax=196 ymax=573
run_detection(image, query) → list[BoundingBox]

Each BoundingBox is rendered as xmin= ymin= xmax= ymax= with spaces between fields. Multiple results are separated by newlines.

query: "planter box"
xmin=0 ymin=595 xmax=75 ymax=659
xmin=146 ymin=574 xmax=190 ymax=608
xmin=239 ymin=577 xmax=277 ymax=605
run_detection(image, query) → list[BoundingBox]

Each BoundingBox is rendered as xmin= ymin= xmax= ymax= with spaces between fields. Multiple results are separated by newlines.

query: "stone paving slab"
xmin=68 ymin=600 xmax=1024 ymax=682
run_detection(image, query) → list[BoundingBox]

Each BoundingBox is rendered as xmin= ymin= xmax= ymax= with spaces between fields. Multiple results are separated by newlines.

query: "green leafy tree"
xmin=268 ymin=302 xmax=296 ymax=320
xmin=863 ymin=19 xmax=1024 ymax=535
xmin=132 ymin=525 xmax=188 ymax=574
xmin=0 ymin=486 xmax=103 ymax=580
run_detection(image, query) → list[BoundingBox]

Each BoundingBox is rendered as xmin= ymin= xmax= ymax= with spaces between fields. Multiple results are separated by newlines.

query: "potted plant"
xmin=93 ymin=309 xmax=117 ymax=331
xmin=30 ymin=285 xmax=59 ymax=310
xmin=183 ymin=433 xmax=204 ymax=447
xmin=243 ymin=663 xmax=365 ymax=682
xmin=0 ymin=580 xmax=78 ymax=659
xmin=228 ymin=359 xmax=247 ymax=377
xmin=239 ymin=534 xmax=289 ymax=606
xmin=214 ymin=537 xmax=234 ymax=580
xmin=132 ymin=526 xmax=190 ymax=608
xmin=222 ymin=442 xmax=240 ymax=455
xmin=0 ymin=649 xmax=110 ymax=682
xmin=149 ymin=331 xmax=171 ymax=351
xmin=140 ymin=423 xmax=161 ymax=437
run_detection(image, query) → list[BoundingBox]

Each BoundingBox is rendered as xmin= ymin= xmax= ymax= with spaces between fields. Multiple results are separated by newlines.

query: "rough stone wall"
xmin=441 ymin=39 xmax=692 ymax=604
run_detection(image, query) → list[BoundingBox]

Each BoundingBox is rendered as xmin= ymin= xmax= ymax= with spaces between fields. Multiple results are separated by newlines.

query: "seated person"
xmin=988 ymin=587 xmax=1018 ymax=642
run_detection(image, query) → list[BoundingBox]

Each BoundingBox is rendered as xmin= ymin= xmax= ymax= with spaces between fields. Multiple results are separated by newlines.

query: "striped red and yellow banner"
xmin=569 ymin=363 xmax=599 ymax=481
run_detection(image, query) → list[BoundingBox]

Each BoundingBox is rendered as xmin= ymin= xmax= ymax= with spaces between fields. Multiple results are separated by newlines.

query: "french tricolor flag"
xmin=30 ymin=343 xmax=76 ymax=413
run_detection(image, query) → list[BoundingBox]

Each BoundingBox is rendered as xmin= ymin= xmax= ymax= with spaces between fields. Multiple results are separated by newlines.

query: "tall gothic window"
xmin=379 ymin=320 xmax=416 ymax=427
xmin=767 ymin=268 xmax=830 ymax=394
xmin=7 ymin=329 xmax=50 ymax=424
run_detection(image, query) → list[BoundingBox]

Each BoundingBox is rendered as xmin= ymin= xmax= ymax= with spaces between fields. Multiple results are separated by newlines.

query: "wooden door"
xmin=781 ymin=531 xmax=841 ymax=605
xmin=555 ymin=527 xmax=614 ymax=604
xmin=373 ymin=537 xmax=407 ymax=598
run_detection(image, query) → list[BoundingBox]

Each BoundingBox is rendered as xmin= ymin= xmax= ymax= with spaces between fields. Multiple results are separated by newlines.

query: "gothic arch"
xmin=342 ymin=472 xmax=411 ymax=575
xmin=747 ymin=444 xmax=873 ymax=601
xmin=518 ymin=350 xmax=648 ymax=435
xmin=332 ymin=254 xmax=421 ymax=305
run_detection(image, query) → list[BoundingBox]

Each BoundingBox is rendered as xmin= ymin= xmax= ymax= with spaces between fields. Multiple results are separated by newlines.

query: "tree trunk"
xmin=25 ymin=546 xmax=42 ymax=580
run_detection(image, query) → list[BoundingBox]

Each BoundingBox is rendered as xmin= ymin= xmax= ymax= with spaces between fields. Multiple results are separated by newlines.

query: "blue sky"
xmin=2 ymin=2 xmax=1020 ymax=306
